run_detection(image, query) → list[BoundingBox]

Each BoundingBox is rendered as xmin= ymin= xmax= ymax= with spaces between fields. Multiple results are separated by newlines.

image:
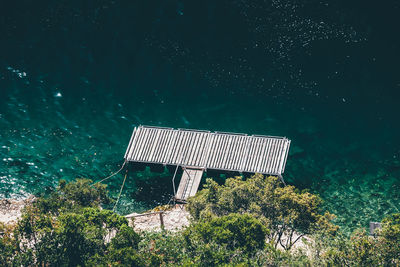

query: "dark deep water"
xmin=0 ymin=0 xmax=399 ymax=233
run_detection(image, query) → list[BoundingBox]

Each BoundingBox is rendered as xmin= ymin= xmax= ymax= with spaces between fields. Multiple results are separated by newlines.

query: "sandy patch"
xmin=126 ymin=204 xmax=190 ymax=232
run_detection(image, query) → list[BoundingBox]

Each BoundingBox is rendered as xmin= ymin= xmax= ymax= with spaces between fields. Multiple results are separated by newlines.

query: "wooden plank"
xmin=189 ymin=132 xmax=202 ymax=166
xmin=235 ymin=136 xmax=246 ymax=171
xmin=154 ymin=129 xmax=168 ymax=163
xmin=281 ymin=140 xmax=291 ymax=174
xmin=187 ymin=132 xmax=199 ymax=166
xmin=276 ymin=139 xmax=287 ymax=174
xmin=264 ymin=139 xmax=276 ymax=173
xmin=171 ymin=131 xmax=185 ymax=164
xmin=260 ymin=138 xmax=272 ymax=173
xmin=217 ymin=135 xmax=228 ymax=168
xmin=276 ymin=140 xmax=287 ymax=174
xmin=192 ymin=133 xmax=206 ymax=166
xmin=245 ymin=138 xmax=257 ymax=172
xmin=127 ymin=127 xmax=140 ymax=160
xmin=199 ymin=132 xmax=212 ymax=167
xmin=221 ymin=135 xmax=233 ymax=169
xmin=176 ymin=168 xmax=204 ymax=201
xmin=239 ymin=136 xmax=251 ymax=171
xmin=134 ymin=127 xmax=149 ymax=161
xmin=164 ymin=130 xmax=178 ymax=164
xmin=124 ymin=127 xmax=137 ymax=159
xmin=148 ymin=129 xmax=162 ymax=161
xmin=181 ymin=131 xmax=194 ymax=165
xmin=208 ymin=134 xmax=221 ymax=168
xmin=272 ymin=139 xmax=283 ymax=174
xmin=227 ymin=135 xmax=238 ymax=170
xmin=271 ymin=139 xmax=280 ymax=173
xmin=141 ymin=128 xmax=156 ymax=161
xmin=130 ymin=127 xmax=144 ymax=160
xmin=256 ymin=138 xmax=267 ymax=173
xmin=216 ymin=135 xmax=228 ymax=168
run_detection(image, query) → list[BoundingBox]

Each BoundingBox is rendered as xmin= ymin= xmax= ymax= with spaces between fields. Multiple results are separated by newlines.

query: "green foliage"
xmin=308 ymin=214 xmax=400 ymax=266
xmin=6 ymin=178 xmax=127 ymax=266
xmin=187 ymin=174 xmax=337 ymax=250
xmin=184 ymin=213 xmax=267 ymax=256
xmin=0 ymin=222 xmax=17 ymax=267
xmin=1 ymin=177 xmax=399 ymax=266
xmin=111 ymin=224 xmax=141 ymax=250
xmin=14 ymin=206 xmax=129 ymax=266
xmin=379 ymin=213 xmax=400 ymax=265
xmin=139 ymin=231 xmax=187 ymax=266
xmin=34 ymin=179 xmax=112 ymax=216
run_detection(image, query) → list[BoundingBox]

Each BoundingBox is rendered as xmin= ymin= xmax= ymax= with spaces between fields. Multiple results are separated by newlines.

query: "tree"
xmin=34 ymin=178 xmax=112 ymax=215
xmin=12 ymin=179 xmax=131 ymax=266
xmin=184 ymin=214 xmax=268 ymax=256
xmin=187 ymin=174 xmax=337 ymax=250
xmin=378 ymin=213 xmax=400 ymax=265
xmin=0 ymin=222 xmax=17 ymax=267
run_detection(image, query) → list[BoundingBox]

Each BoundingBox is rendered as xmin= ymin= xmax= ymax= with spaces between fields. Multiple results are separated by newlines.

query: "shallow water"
xmin=0 ymin=0 xmax=399 ymax=233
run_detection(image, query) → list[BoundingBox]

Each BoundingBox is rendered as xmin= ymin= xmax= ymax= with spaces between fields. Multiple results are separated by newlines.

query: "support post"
xmin=159 ymin=212 xmax=165 ymax=230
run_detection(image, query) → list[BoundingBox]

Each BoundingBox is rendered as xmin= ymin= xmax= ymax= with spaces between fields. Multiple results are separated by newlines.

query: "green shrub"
xmin=378 ymin=213 xmax=400 ymax=266
xmin=0 ymin=222 xmax=16 ymax=267
xmin=34 ymin=178 xmax=112 ymax=215
xmin=2 ymin=177 xmax=398 ymax=266
xmin=111 ymin=224 xmax=141 ymax=250
xmin=309 ymin=213 xmax=400 ymax=266
xmin=139 ymin=231 xmax=188 ymax=265
xmin=187 ymin=174 xmax=337 ymax=250
xmin=184 ymin=214 xmax=267 ymax=256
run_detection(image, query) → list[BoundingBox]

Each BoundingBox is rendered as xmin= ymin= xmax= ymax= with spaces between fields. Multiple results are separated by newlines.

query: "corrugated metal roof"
xmin=124 ymin=125 xmax=291 ymax=175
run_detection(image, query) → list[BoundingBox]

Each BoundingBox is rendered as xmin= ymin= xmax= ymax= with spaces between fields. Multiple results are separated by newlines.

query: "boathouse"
xmin=124 ymin=126 xmax=291 ymax=202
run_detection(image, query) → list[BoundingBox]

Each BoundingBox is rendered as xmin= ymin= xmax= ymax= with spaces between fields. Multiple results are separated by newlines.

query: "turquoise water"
xmin=0 ymin=1 xmax=399 ymax=233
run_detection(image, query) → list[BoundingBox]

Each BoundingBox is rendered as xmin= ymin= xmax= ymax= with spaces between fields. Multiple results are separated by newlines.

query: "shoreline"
xmin=0 ymin=196 xmax=35 ymax=225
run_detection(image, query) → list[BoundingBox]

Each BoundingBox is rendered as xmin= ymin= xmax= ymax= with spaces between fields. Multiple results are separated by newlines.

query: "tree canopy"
xmin=187 ymin=174 xmax=338 ymax=250
xmin=0 ymin=176 xmax=398 ymax=266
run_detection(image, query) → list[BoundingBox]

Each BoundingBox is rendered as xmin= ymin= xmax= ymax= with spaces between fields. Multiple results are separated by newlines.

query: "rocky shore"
xmin=126 ymin=204 xmax=190 ymax=232
xmin=0 ymin=196 xmax=35 ymax=225
xmin=0 ymin=198 xmax=190 ymax=233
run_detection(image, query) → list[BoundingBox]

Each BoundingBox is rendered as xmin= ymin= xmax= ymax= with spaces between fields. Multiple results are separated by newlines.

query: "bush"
xmin=0 ymin=222 xmax=16 ymax=267
xmin=378 ymin=213 xmax=400 ymax=265
xmin=187 ymin=174 xmax=337 ymax=250
xmin=14 ymin=206 xmax=129 ymax=266
xmin=184 ymin=213 xmax=267 ymax=256
xmin=309 ymin=213 xmax=400 ymax=266
xmin=9 ymin=179 xmax=128 ymax=266
xmin=138 ymin=231 xmax=188 ymax=265
xmin=37 ymin=179 xmax=112 ymax=214
xmin=2 ymin=177 xmax=398 ymax=266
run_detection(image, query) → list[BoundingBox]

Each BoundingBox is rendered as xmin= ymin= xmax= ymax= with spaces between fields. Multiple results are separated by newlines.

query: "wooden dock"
xmin=175 ymin=168 xmax=204 ymax=201
xmin=124 ymin=125 xmax=291 ymax=201
xmin=125 ymin=126 xmax=291 ymax=175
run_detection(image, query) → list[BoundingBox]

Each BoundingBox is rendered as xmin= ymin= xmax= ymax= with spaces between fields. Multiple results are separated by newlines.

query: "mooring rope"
xmin=92 ymin=160 xmax=127 ymax=185
xmin=113 ymin=169 xmax=128 ymax=211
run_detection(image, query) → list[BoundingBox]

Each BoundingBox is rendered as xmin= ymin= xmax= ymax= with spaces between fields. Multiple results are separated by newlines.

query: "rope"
xmin=113 ymin=169 xmax=128 ymax=211
xmin=92 ymin=160 xmax=127 ymax=186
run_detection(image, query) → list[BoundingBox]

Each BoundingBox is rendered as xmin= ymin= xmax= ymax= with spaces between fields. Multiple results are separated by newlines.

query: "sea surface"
xmin=0 ymin=1 xmax=399 ymax=233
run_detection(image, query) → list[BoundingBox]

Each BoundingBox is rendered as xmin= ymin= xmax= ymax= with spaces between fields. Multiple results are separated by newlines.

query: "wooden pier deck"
xmin=125 ymin=125 xmax=291 ymax=175
xmin=175 ymin=168 xmax=204 ymax=201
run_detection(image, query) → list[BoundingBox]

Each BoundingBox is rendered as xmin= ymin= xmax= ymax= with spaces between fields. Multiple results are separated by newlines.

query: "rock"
xmin=0 ymin=195 xmax=35 ymax=225
xmin=127 ymin=204 xmax=190 ymax=232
